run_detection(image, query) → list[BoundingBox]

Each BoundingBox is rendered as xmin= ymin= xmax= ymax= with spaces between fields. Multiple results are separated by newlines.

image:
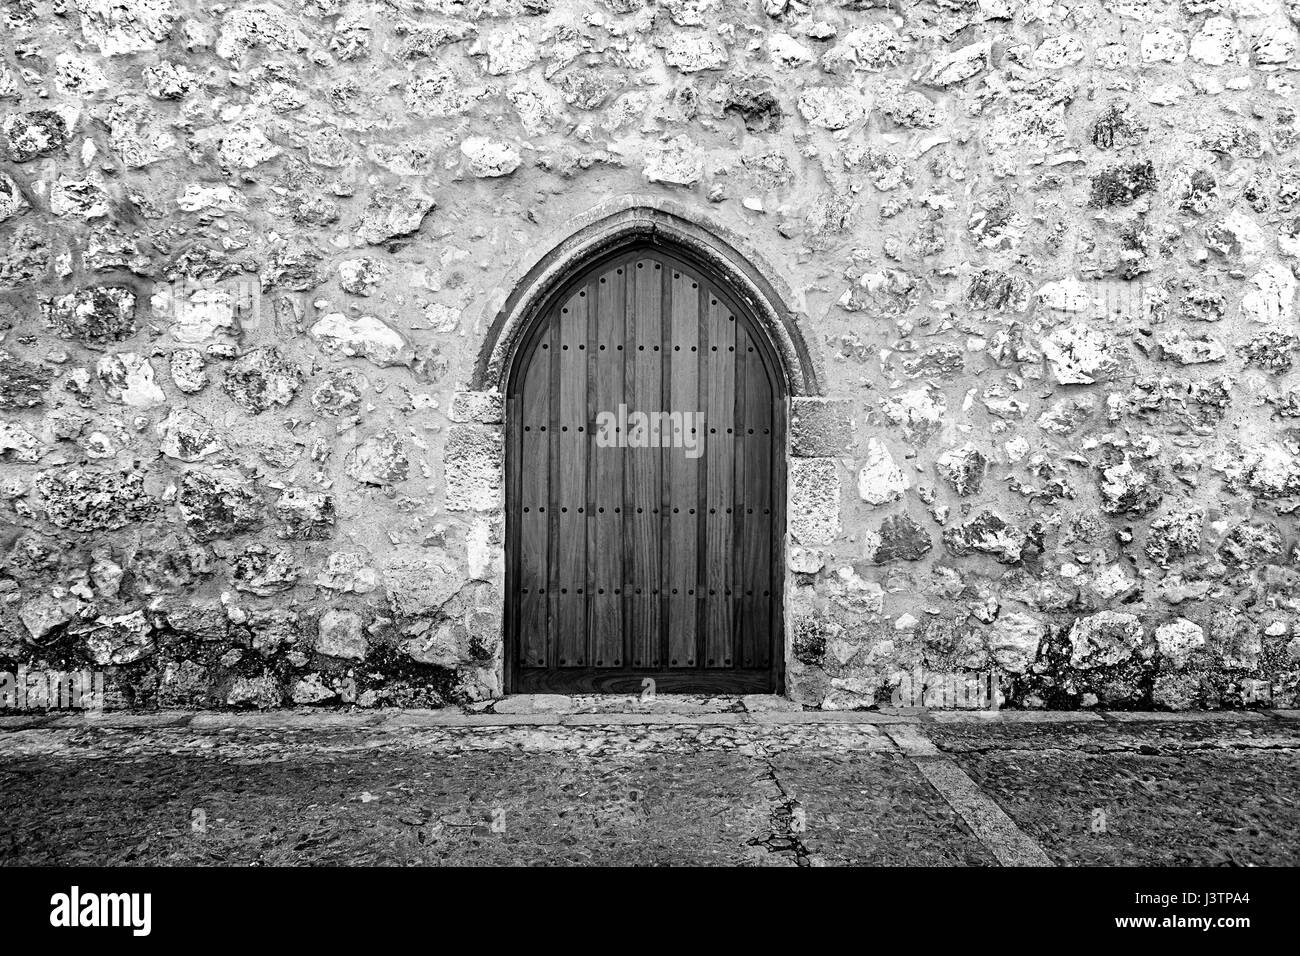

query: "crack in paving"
xmin=746 ymin=752 xmax=811 ymax=867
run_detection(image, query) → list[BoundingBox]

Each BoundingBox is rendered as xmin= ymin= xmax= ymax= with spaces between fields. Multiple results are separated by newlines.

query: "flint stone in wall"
xmin=444 ymin=424 xmax=503 ymax=513
xmin=311 ymin=368 xmax=368 ymax=417
xmin=345 ymin=429 xmax=409 ymax=485
xmin=0 ymin=172 xmax=26 ymax=222
xmin=309 ymin=313 xmax=412 ymax=368
xmin=942 ymin=511 xmax=1026 ymax=565
xmin=292 ymin=674 xmax=338 ymax=704
xmin=1089 ymin=160 xmax=1157 ymax=207
xmin=664 ymin=32 xmax=729 ymax=72
xmin=1218 ymin=522 xmax=1283 ymax=567
xmin=1253 ymin=22 xmax=1298 ymax=63
xmin=882 ymin=387 xmax=947 ymax=444
xmin=935 ymin=444 xmax=987 ymax=496
xmin=169 ymin=349 xmax=207 ymax=393
xmin=261 ymin=242 xmax=323 ymax=291
xmin=1098 ymin=454 xmax=1164 ymax=516
xmin=796 ymin=87 xmax=868 ymax=129
xmin=75 ymin=0 xmax=175 ymax=56
xmin=2 ymin=110 xmax=71 ymax=162
xmin=789 ymin=458 xmax=840 ymax=544
xmin=1036 ymin=277 xmax=1095 ymax=313
xmin=43 ymin=288 xmax=136 ymax=344
xmin=1156 ymin=329 xmax=1226 ymax=365
xmin=769 ymin=33 xmax=815 ymax=68
xmin=1141 ymin=27 xmax=1188 ymax=63
xmin=382 ymin=548 xmax=467 ymax=618
xmin=338 ymin=257 xmax=389 ymax=296
xmin=0 ymin=352 xmax=49 ymax=408
xmin=922 ymin=41 xmax=989 ymax=87
xmin=1145 ymin=509 xmax=1204 ymax=565
xmin=1155 ymin=618 xmax=1206 ymax=669
xmin=788 ymin=547 xmax=825 ymax=574
xmin=227 ymin=674 xmax=283 ymax=709
xmin=157 ymin=408 xmax=222 ymax=462
xmin=966 ymin=270 xmax=1030 ymax=312
xmin=1244 ymin=446 xmax=1300 ymax=497
xmin=356 ymin=187 xmax=436 ymax=245
xmin=231 ymin=544 xmax=298 ymax=595
xmin=857 ymin=437 xmax=908 ymax=505
xmin=37 ymin=468 xmax=155 ymax=531
xmin=107 ymin=100 xmax=178 ymax=168
xmin=1067 ymin=610 xmax=1146 ymax=669
xmin=97 ymin=353 xmax=165 ymax=406
xmin=988 ymin=612 xmax=1044 ymax=674
xmin=1240 ymin=263 xmax=1298 ymax=324
xmin=315 ymin=609 xmax=368 ymax=660
xmin=275 ymin=488 xmax=335 ymax=540
xmin=790 ymin=398 xmax=853 ymax=457
xmin=223 ymin=346 xmax=302 ymax=413
xmin=472 ymin=25 xmax=538 ymax=75
xmin=50 ymin=174 xmax=111 ymax=218
xmin=142 ymin=60 xmax=197 ymax=99
xmin=81 ymin=609 xmax=154 ymax=665
xmin=177 ymin=470 xmax=263 ymax=540
xmin=1240 ymin=329 xmax=1299 ymax=372
xmin=822 ymin=25 xmax=907 ymax=73
xmin=460 ymin=136 xmax=522 ymax=177
xmin=19 ymin=592 xmax=80 ymax=640
xmin=872 ymin=513 xmax=931 ymax=563
xmin=215 ymin=3 xmax=308 ymax=64
xmin=401 ymin=619 xmax=463 ymax=667
xmin=1033 ymin=34 xmax=1086 ymax=69
xmin=1191 ymin=16 xmax=1244 ymax=65
xmin=643 ymin=135 xmax=703 ymax=185
xmin=1 ymin=225 xmax=50 ymax=289
xmin=1041 ymin=322 xmax=1125 ymax=385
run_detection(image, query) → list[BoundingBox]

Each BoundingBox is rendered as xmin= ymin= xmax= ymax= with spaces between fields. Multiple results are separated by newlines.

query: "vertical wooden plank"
xmin=666 ymin=266 xmax=700 ymax=668
xmin=589 ymin=261 xmax=625 ymax=668
xmin=703 ymin=292 xmax=735 ymax=668
xmin=519 ymin=325 xmax=551 ymax=668
xmin=626 ymin=257 xmax=663 ymax=667
xmin=738 ymin=324 xmax=773 ymax=668
xmin=556 ymin=286 xmax=588 ymax=666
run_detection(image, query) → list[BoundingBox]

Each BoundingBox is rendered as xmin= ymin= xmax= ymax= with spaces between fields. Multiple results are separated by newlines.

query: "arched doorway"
xmin=504 ymin=242 xmax=787 ymax=693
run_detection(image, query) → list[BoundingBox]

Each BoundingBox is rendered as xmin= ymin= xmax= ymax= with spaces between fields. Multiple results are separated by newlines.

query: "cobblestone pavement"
xmin=1 ymin=705 xmax=1297 ymax=867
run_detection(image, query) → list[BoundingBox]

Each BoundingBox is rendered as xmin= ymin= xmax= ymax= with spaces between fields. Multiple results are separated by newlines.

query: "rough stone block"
xmin=444 ymin=423 xmax=503 ymax=512
xmin=450 ymin=389 xmax=504 ymax=424
xmin=789 ymin=458 xmax=841 ymax=544
xmin=790 ymin=397 xmax=855 ymax=457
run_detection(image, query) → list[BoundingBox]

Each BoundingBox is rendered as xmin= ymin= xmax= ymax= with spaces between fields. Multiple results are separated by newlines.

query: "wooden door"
xmin=506 ymin=246 xmax=784 ymax=694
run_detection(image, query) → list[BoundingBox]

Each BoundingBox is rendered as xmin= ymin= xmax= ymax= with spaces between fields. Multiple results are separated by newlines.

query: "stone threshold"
xmin=0 ymin=703 xmax=1295 ymax=732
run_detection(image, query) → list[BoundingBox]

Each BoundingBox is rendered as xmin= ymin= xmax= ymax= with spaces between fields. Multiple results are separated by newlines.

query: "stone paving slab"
xmin=929 ymin=711 xmax=1106 ymax=724
xmin=750 ymin=710 xmax=916 ymax=724
xmin=951 ymin=748 xmax=1300 ymax=866
xmin=189 ymin=712 xmax=388 ymax=730
xmin=0 ymin=715 xmax=53 ymax=729
xmin=1101 ymin=710 xmax=1269 ymax=723
xmin=926 ymin=719 xmax=1300 ymax=755
xmin=42 ymin=712 xmax=195 ymax=729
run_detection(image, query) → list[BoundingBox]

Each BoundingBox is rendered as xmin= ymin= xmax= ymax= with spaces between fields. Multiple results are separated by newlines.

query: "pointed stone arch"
xmin=471 ymin=196 xmax=823 ymax=400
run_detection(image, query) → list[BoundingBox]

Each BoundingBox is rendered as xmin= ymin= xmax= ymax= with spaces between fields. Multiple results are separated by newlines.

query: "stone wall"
xmin=1 ymin=0 xmax=1298 ymax=710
